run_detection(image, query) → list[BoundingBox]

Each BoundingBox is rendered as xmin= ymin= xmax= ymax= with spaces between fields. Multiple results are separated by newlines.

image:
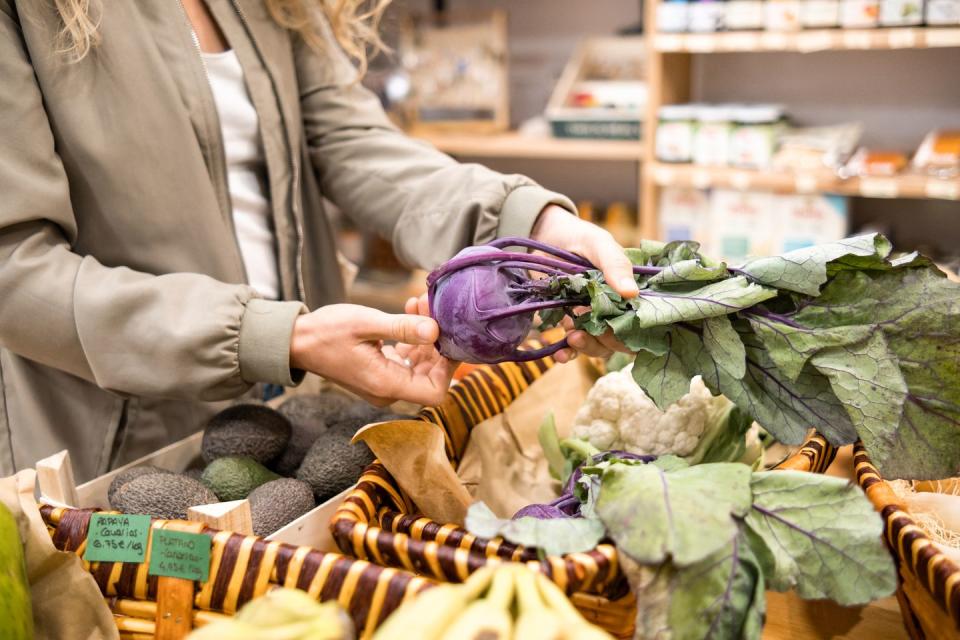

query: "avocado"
xmin=296 ymin=429 xmax=375 ymax=502
xmin=201 ymin=456 xmax=280 ymax=501
xmin=271 ymin=394 xmax=352 ymax=475
xmin=107 ymin=465 xmax=171 ymax=504
xmin=247 ymin=478 xmax=316 ymax=537
xmin=111 ymin=473 xmax=218 ymax=520
xmin=202 ymin=404 xmax=292 ymax=464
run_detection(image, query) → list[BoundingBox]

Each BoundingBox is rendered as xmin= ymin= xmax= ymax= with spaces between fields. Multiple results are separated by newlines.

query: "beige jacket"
xmin=0 ymin=0 xmax=574 ymax=481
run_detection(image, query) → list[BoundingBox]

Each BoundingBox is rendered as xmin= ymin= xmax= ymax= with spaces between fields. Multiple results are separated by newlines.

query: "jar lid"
xmin=733 ymin=104 xmax=785 ymax=123
xmin=696 ymin=104 xmax=736 ymax=122
xmin=659 ymin=104 xmax=698 ymax=120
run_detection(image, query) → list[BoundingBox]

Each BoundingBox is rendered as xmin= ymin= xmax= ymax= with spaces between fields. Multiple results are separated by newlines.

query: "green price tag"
xmin=84 ymin=513 xmax=151 ymax=564
xmin=147 ymin=529 xmax=211 ymax=583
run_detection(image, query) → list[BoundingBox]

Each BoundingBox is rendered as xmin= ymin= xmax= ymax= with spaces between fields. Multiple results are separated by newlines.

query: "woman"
xmin=0 ymin=0 xmax=637 ymax=482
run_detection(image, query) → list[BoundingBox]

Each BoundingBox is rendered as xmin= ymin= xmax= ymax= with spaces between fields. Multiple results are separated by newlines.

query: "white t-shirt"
xmin=202 ymin=49 xmax=280 ymax=300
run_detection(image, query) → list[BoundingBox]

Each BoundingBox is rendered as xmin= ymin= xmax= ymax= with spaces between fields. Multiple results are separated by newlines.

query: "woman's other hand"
xmin=530 ymin=204 xmax=636 ymax=363
xmin=290 ymin=304 xmax=456 ymax=407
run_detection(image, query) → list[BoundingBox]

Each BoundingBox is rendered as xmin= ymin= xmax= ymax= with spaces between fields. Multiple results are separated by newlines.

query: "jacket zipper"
xmin=175 ymin=0 xmax=251 ymax=286
xmin=230 ymin=0 xmax=308 ymax=303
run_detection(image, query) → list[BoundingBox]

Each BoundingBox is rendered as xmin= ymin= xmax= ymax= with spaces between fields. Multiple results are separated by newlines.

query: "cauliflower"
xmin=572 ymin=365 xmax=740 ymax=461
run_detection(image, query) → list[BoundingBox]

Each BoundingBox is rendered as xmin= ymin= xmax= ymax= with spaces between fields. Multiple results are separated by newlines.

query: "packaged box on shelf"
xmin=546 ymin=37 xmax=646 ymax=140
xmin=774 ymin=193 xmax=850 ymax=252
xmin=706 ymin=189 xmax=778 ymax=262
xmin=659 ymin=186 xmax=711 ymax=245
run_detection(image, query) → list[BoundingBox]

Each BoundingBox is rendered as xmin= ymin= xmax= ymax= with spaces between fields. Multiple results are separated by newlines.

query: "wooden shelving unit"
xmin=650 ymin=162 xmax=960 ymax=200
xmin=641 ymin=5 xmax=960 ymax=241
xmin=415 ymin=131 xmax=644 ymax=162
xmin=653 ymin=27 xmax=960 ymax=53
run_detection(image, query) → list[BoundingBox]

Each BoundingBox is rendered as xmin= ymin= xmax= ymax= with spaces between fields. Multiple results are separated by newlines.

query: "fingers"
xmin=566 ymin=330 xmax=614 ymax=359
xmin=356 ymin=308 xmax=439 ymax=345
xmin=581 ymin=231 xmax=640 ymax=299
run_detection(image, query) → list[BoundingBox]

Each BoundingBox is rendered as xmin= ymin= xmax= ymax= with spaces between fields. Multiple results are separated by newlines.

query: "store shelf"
xmin=416 ymin=131 xmax=644 ymax=161
xmin=650 ymin=162 xmax=960 ymax=200
xmin=653 ymin=27 xmax=960 ymax=53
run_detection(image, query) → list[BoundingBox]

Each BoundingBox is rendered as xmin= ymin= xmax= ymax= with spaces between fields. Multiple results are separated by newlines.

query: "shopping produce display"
xmin=462 ymin=376 xmax=895 ymax=639
xmin=373 ymin=565 xmax=613 ymax=640
xmin=0 ymin=502 xmax=33 ymax=640
xmin=105 ymin=394 xmax=400 ymax=535
xmin=430 ymin=234 xmax=960 ymax=480
xmin=186 ymin=587 xmax=354 ymax=640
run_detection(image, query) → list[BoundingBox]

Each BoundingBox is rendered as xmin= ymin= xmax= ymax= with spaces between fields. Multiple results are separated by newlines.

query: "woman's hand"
xmin=530 ymin=205 xmax=636 ymax=363
xmin=289 ymin=304 xmax=456 ymax=407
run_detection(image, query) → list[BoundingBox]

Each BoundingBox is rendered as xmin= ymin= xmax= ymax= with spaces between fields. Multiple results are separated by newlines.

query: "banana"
xmin=534 ymin=573 xmax=614 ymax=640
xmin=439 ymin=565 xmax=516 ymax=640
xmin=373 ymin=583 xmax=475 ymax=640
xmin=512 ymin=567 xmax=564 ymax=640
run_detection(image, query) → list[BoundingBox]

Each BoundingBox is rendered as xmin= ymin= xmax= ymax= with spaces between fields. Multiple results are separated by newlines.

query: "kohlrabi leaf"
xmin=747 ymin=316 xmax=874 ymax=382
xmin=647 ymin=259 xmax=730 ymax=286
xmin=668 ymin=530 xmax=766 ymax=640
xmin=702 ymin=315 xmax=747 ymax=379
xmin=792 ymin=267 xmax=960 ymax=479
xmin=743 ymin=471 xmax=896 ymax=605
xmin=736 ymin=233 xmax=890 ymax=297
xmin=631 ymin=277 xmax=777 ymax=329
xmin=687 ymin=406 xmax=753 ymax=465
xmin=607 ymin=316 xmax=671 ymax=355
xmin=596 ymin=462 xmax=752 ymax=566
xmin=809 ymin=331 xmax=908 ymax=456
xmin=672 ymin=323 xmax=858 ymax=445
xmin=464 ymin=501 xmax=605 ymax=557
xmin=652 ymin=455 xmax=691 ymax=472
xmin=631 ymin=345 xmax=691 ymax=410
xmin=538 ymin=413 xmax=566 ymax=481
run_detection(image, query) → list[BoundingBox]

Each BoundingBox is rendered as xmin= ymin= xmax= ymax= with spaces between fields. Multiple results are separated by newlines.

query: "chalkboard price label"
xmin=148 ymin=529 xmax=211 ymax=583
xmin=84 ymin=513 xmax=151 ymax=564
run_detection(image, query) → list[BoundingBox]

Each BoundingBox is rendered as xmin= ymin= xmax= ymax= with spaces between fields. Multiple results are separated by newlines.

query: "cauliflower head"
xmin=572 ymin=366 xmax=732 ymax=458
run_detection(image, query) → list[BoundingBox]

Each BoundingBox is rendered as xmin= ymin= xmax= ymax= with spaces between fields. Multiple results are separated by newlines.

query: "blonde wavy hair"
xmin=54 ymin=0 xmax=391 ymax=74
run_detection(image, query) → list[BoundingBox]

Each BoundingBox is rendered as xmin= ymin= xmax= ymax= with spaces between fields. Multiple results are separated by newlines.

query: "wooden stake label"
xmin=148 ymin=529 xmax=211 ymax=582
xmin=84 ymin=514 xmax=151 ymax=564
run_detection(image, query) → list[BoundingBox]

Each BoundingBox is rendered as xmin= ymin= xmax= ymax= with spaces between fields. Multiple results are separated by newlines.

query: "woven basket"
xmin=853 ymin=443 xmax=960 ymax=640
xmin=39 ymin=504 xmax=432 ymax=639
xmin=330 ymin=346 xmax=841 ymax=637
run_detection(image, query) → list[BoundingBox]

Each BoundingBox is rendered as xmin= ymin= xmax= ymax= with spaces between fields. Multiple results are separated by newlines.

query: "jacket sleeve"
xmin=293 ymin=19 xmax=577 ymax=270
xmin=0 ymin=9 xmax=304 ymax=401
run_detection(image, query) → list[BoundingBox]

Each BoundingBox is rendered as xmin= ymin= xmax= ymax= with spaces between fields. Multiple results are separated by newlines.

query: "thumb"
xmin=587 ymin=232 xmax=639 ymax=298
xmin=356 ymin=309 xmax=439 ymax=345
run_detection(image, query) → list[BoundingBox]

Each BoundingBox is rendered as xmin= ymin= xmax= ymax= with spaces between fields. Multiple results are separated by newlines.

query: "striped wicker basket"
xmin=39 ymin=503 xmax=432 ymax=639
xmin=854 ymin=443 xmax=960 ymax=640
xmin=330 ymin=347 xmax=841 ymax=637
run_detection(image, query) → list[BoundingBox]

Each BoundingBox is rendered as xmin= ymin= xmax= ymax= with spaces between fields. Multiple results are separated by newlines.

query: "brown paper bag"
xmin=457 ymin=359 xmax=598 ymax=518
xmin=0 ymin=470 xmax=118 ymax=640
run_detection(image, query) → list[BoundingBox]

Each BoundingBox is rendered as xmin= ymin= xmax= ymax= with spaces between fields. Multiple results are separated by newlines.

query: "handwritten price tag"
xmin=84 ymin=514 xmax=151 ymax=564
xmin=148 ymin=529 xmax=211 ymax=582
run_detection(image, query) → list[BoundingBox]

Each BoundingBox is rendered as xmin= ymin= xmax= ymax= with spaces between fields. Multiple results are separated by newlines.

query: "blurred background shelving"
xmin=339 ymin=0 xmax=960 ymax=311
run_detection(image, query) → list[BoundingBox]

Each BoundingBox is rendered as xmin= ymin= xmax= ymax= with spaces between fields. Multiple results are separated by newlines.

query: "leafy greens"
xmin=430 ymin=233 xmax=959 ymax=479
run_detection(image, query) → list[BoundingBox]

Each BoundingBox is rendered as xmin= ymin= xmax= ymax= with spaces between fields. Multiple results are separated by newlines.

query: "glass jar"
xmin=879 ymin=0 xmax=924 ymax=25
xmin=801 ymin=0 xmax=842 ymax=26
xmin=690 ymin=0 xmax=727 ymax=31
xmin=725 ymin=0 xmax=765 ymax=29
xmin=656 ymin=104 xmax=698 ymax=163
xmin=840 ymin=0 xmax=881 ymax=26
xmin=729 ymin=105 xmax=785 ymax=169
xmin=693 ymin=105 xmax=735 ymax=166
xmin=765 ymin=0 xmax=803 ymax=30
xmin=926 ymin=0 xmax=960 ymax=24
xmin=658 ymin=0 xmax=691 ymax=32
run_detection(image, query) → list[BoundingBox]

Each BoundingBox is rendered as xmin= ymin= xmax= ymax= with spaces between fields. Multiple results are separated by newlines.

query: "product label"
xmin=859 ymin=178 xmax=899 ymax=198
xmin=84 ymin=514 xmax=151 ymax=564
xmin=148 ymin=529 xmax=212 ymax=582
